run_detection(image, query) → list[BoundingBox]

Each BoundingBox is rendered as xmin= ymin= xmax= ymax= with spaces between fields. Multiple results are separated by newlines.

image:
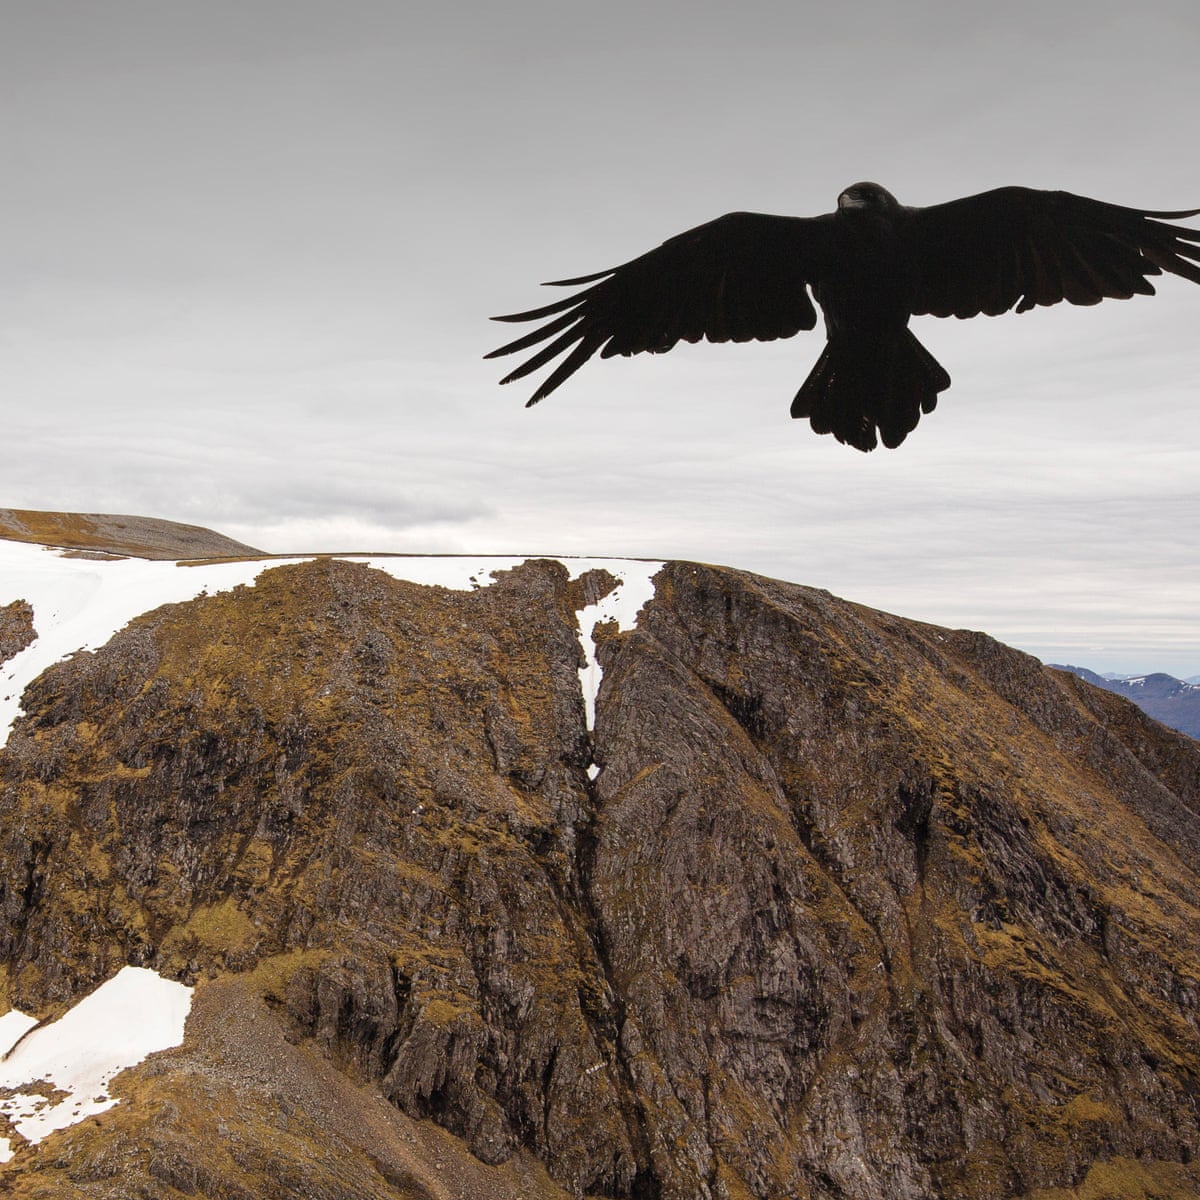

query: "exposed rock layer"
xmin=1 ymin=558 xmax=1198 ymax=1199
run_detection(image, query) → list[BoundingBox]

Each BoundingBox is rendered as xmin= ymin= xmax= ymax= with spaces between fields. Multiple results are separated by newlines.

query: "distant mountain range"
xmin=1049 ymin=665 xmax=1200 ymax=740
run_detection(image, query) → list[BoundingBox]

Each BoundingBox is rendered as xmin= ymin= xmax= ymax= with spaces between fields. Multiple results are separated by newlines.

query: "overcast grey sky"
xmin=3 ymin=0 xmax=1198 ymax=674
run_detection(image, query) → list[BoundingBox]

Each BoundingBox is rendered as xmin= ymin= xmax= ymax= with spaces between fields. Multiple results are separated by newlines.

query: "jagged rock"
xmin=1 ymin=556 xmax=1198 ymax=1199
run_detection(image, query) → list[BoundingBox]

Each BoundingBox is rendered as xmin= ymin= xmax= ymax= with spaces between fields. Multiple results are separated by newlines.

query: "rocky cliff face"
xmin=1 ymin=555 xmax=1198 ymax=1199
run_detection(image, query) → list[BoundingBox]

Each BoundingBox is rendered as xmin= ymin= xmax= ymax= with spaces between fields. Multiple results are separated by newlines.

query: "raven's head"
xmin=837 ymin=182 xmax=901 ymax=212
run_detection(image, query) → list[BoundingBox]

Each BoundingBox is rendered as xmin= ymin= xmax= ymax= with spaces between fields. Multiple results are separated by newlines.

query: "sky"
xmin=2 ymin=0 xmax=1198 ymax=675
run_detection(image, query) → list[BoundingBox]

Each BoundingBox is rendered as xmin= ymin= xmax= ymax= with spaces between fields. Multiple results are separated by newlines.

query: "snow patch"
xmin=0 ymin=967 xmax=192 ymax=1160
xmin=573 ymin=562 xmax=663 ymax=738
xmin=362 ymin=555 xmax=550 ymax=591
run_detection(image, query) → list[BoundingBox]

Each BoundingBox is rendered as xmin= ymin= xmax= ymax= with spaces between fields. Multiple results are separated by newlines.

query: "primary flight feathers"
xmin=487 ymin=184 xmax=1200 ymax=451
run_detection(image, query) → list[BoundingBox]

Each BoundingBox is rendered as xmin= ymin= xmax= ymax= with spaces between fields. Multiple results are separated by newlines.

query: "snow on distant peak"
xmin=0 ymin=966 xmax=192 ymax=1161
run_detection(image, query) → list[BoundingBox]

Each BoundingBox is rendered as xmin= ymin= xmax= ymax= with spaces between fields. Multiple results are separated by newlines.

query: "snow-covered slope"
xmin=1 ymin=540 xmax=662 ymax=748
xmin=0 ymin=540 xmax=310 ymax=740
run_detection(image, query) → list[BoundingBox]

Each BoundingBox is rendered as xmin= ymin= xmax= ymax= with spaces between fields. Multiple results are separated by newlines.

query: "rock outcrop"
xmin=1 ymin=556 xmax=1198 ymax=1199
xmin=0 ymin=600 xmax=36 ymax=667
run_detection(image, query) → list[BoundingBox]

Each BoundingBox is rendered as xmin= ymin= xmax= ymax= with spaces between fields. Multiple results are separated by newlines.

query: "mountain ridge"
xmin=0 ymin=519 xmax=1198 ymax=1198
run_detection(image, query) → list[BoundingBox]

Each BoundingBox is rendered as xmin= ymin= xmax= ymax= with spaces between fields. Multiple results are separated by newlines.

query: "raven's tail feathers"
xmin=791 ymin=332 xmax=951 ymax=451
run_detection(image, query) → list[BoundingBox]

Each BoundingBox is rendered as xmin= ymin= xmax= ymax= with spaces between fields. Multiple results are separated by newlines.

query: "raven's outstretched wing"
xmin=906 ymin=187 xmax=1200 ymax=319
xmin=487 ymin=211 xmax=840 ymax=405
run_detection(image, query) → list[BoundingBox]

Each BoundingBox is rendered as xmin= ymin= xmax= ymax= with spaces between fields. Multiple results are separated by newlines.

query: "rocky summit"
xmin=0 ymin=544 xmax=1199 ymax=1199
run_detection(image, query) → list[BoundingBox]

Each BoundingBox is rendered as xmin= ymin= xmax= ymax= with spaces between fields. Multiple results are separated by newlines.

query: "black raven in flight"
xmin=487 ymin=184 xmax=1200 ymax=451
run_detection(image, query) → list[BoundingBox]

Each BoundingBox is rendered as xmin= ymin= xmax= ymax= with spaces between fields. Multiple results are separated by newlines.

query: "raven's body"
xmin=488 ymin=183 xmax=1200 ymax=450
xmin=798 ymin=184 xmax=946 ymax=448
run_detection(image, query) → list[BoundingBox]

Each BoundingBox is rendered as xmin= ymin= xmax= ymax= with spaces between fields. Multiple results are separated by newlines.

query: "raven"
xmin=487 ymin=184 xmax=1200 ymax=451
